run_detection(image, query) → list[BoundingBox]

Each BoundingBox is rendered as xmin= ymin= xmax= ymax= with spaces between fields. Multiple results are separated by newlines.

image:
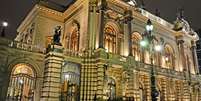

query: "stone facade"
xmin=0 ymin=0 xmax=201 ymax=101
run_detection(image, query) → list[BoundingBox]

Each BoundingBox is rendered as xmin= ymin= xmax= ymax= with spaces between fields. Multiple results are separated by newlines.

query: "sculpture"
xmin=53 ymin=26 xmax=62 ymax=45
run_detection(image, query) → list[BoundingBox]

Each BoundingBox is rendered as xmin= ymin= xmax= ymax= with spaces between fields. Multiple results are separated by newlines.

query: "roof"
xmin=39 ymin=0 xmax=75 ymax=12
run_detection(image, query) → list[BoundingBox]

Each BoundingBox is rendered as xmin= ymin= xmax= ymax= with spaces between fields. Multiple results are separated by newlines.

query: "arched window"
xmin=131 ymin=32 xmax=142 ymax=61
xmin=164 ymin=44 xmax=174 ymax=69
xmin=69 ymin=22 xmax=80 ymax=52
xmin=7 ymin=64 xmax=35 ymax=101
xmin=104 ymin=24 xmax=117 ymax=53
xmin=61 ymin=62 xmax=80 ymax=101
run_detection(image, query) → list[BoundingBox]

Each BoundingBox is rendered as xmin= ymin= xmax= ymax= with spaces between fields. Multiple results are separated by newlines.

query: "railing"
xmin=0 ymin=38 xmax=45 ymax=53
xmin=9 ymin=41 xmax=46 ymax=53
xmin=137 ymin=8 xmax=174 ymax=29
xmin=0 ymin=38 xmax=84 ymax=58
xmin=63 ymin=49 xmax=83 ymax=58
xmin=107 ymin=53 xmax=201 ymax=81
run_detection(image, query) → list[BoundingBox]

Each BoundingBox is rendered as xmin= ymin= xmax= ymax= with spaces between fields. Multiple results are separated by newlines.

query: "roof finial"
xmin=155 ymin=9 xmax=160 ymax=17
xmin=140 ymin=0 xmax=145 ymax=9
xmin=177 ymin=7 xmax=184 ymax=19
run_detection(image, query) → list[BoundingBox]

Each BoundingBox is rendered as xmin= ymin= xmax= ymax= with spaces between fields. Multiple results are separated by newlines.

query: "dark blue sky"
xmin=0 ymin=0 xmax=201 ymax=39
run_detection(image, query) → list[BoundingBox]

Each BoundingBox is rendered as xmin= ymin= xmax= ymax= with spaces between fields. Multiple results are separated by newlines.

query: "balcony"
xmin=107 ymin=52 xmax=201 ymax=82
xmin=0 ymin=38 xmax=45 ymax=53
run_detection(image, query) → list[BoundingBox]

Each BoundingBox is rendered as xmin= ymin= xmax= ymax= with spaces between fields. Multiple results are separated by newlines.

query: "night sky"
xmin=0 ymin=0 xmax=201 ymax=39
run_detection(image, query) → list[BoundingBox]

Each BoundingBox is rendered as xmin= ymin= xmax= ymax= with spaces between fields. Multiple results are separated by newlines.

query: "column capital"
xmin=124 ymin=10 xmax=133 ymax=23
xmin=177 ymin=39 xmax=185 ymax=45
xmin=191 ymin=40 xmax=196 ymax=47
xmin=99 ymin=0 xmax=107 ymax=11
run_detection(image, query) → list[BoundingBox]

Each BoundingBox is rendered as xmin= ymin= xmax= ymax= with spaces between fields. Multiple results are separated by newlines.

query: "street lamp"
xmin=1 ymin=21 xmax=8 ymax=37
xmin=124 ymin=0 xmax=137 ymax=6
xmin=146 ymin=19 xmax=153 ymax=32
xmin=141 ymin=19 xmax=159 ymax=101
xmin=2 ymin=21 xmax=8 ymax=27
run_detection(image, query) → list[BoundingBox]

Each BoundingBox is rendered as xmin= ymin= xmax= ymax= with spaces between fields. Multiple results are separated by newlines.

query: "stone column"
xmin=177 ymin=39 xmax=186 ymax=71
xmin=94 ymin=48 xmax=107 ymax=100
xmin=125 ymin=10 xmax=133 ymax=56
xmin=161 ymin=78 xmax=167 ymax=101
xmin=98 ymin=0 xmax=107 ymax=48
xmin=144 ymin=75 xmax=151 ymax=101
xmin=88 ymin=1 xmax=97 ymax=50
xmin=41 ymin=45 xmax=64 ymax=101
xmin=191 ymin=40 xmax=199 ymax=74
xmin=125 ymin=71 xmax=135 ymax=100
xmin=182 ymin=81 xmax=191 ymax=101
xmin=80 ymin=51 xmax=99 ymax=101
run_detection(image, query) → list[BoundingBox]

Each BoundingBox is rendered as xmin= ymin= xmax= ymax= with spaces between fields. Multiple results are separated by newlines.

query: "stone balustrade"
xmin=107 ymin=52 xmax=201 ymax=82
xmin=63 ymin=49 xmax=83 ymax=58
xmin=0 ymin=38 xmax=45 ymax=53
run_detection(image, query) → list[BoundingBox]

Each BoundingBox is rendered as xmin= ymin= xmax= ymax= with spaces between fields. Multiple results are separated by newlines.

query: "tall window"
xmin=164 ymin=45 xmax=174 ymax=69
xmin=69 ymin=22 xmax=80 ymax=52
xmin=131 ymin=32 xmax=142 ymax=61
xmin=7 ymin=64 xmax=35 ymax=101
xmin=104 ymin=24 xmax=117 ymax=53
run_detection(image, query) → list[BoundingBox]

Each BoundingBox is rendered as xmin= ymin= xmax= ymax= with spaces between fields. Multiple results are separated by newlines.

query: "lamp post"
xmin=140 ymin=19 xmax=160 ymax=101
xmin=1 ymin=21 xmax=8 ymax=37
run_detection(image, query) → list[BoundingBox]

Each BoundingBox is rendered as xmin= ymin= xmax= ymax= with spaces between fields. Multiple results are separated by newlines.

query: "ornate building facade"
xmin=0 ymin=0 xmax=201 ymax=101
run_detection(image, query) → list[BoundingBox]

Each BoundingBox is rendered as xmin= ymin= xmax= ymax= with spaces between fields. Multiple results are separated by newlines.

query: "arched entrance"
xmin=6 ymin=63 xmax=35 ymax=101
xmin=104 ymin=77 xmax=116 ymax=100
xmin=61 ymin=62 xmax=80 ymax=101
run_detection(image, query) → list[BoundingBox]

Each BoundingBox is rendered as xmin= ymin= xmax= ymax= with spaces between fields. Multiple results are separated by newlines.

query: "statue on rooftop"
xmin=53 ymin=26 xmax=62 ymax=46
xmin=173 ymin=8 xmax=185 ymax=31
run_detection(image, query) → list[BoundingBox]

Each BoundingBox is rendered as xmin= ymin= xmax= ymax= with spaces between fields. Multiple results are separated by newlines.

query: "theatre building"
xmin=0 ymin=0 xmax=201 ymax=101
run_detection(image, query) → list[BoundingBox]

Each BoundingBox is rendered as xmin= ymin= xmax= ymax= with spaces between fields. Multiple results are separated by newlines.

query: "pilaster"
xmin=161 ymin=78 xmax=167 ymax=101
xmin=144 ymin=75 xmax=151 ymax=101
xmin=191 ymin=40 xmax=199 ymax=74
xmin=124 ymin=10 xmax=133 ymax=56
xmin=88 ymin=0 xmax=98 ymax=50
xmin=80 ymin=50 xmax=97 ymax=101
xmin=98 ymin=0 xmax=107 ymax=48
xmin=177 ymin=39 xmax=186 ymax=71
xmin=182 ymin=81 xmax=191 ymax=100
xmin=41 ymin=45 xmax=64 ymax=101
xmin=94 ymin=48 xmax=107 ymax=100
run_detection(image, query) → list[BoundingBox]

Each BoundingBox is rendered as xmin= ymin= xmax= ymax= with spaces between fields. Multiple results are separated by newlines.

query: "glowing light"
xmin=2 ymin=21 xmax=8 ymax=27
xmin=140 ymin=39 xmax=148 ymax=47
xmin=146 ymin=19 xmax=153 ymax=31
xmin=146 ymin=24 xmax=153 ymax=31
xmin=128 ymin=1 xmax=135 ymax=6
xmin=65 ymin=74 xmax=69 ymax=79
xmin=165 ymin=56 xmax=169 ymax=61
xmin=19 ymin=79 xmax=23 ymax=84
xmin=154 ymin=45 xmax=163 ymax=52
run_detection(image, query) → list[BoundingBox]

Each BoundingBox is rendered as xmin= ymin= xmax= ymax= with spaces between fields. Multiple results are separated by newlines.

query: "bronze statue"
xmin=53 ymin=26 xmax=62 ymax=45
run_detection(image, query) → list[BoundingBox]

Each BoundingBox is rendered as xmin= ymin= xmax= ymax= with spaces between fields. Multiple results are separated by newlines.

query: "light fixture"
xmin=2 ymin=21 xmax=8 ymax=27
xmin=165 ymin=56 xmax=169 ymax=61
xmin=19 ymin=79 xmax=23 ymax=84
xmin=154 ymin=44 xmax=162 ymax=52
xmin=146 ymin=19 xmax=153 ymax=32
xmin=140 ymin=39 xmax=148 ymax=47
xmin=124 ymin=0 xmax=136 ymax=6
xmin=65 ymin=74 xmax=69 ymax=79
